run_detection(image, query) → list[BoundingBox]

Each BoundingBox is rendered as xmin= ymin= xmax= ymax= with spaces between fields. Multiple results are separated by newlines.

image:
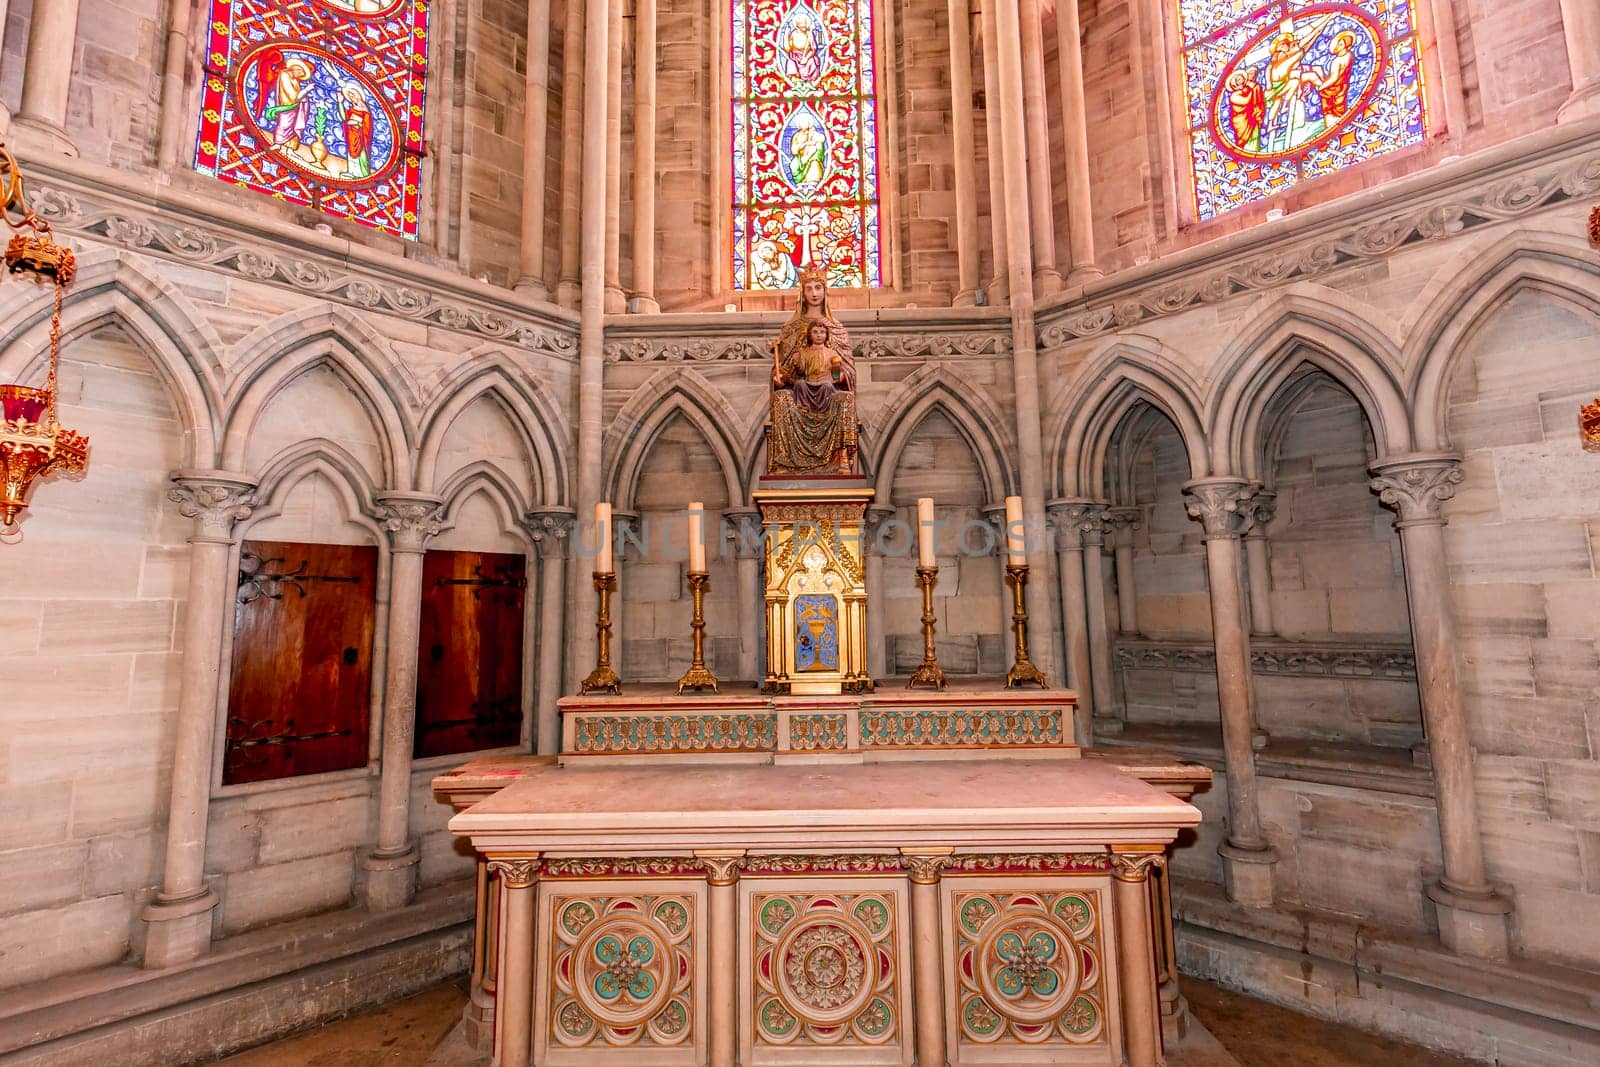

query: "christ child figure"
xmin=778 ymin=319 xmax=844 ymax=415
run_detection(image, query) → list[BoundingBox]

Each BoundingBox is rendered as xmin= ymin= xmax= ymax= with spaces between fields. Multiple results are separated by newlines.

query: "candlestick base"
xmin=1004 ymin=563 xmax=1049 ymax=690
xmin=907 ymin=565 xmax=947 ymax=690
xmin=579 ymin=570 xmax=622 ymax=695
xmin=676 ymin=571 xmax=720 ymax=694
xmin=579 ymin=665 xmax=622 ymax=696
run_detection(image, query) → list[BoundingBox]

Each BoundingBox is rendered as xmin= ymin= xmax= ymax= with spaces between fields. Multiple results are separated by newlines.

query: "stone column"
xmin=1557 ymin=0 xmax=1600 ymax=122
xmin=11 ymin=0 xmax=82 ymax=154
xmin=1371 ymin=454 xmax=1512 ymax=958
xmin=1106 ymin=507 xmax=1142 ymax=635
xmin=603 ymin=0 xmax=626 ymax=314
xmin=946 ymin=0 xmax=980 ymax=306
xmin=364 ymin=492 xmax=445 ymax=911
xmin=1243 ymin=490 xmax=1277 ymax=637
xmin=863 ymin=505 xmax=897 ymax=681
xmin=1112 ymin=851 xmax=1165 ymax=1067
xmin=901 ymin=849 xmax=953 ymax=1067
xmin=1054 ymin=0 xmax=1100 ymax=283
xmin=154 ymin=0 xmax=194 ymax=166
xmin=992 ymin=0 xmax=1056 ymax=680
xmin=723 ymin=507 xmax=764 ymax=682
xmin=488 ymin=855 xmax=539 ymax=1066
xmin=698 ymin=852 xmax=744 ymax=1067
xmin=555 ymin=0 xmax=586 ymax=306
xmin=514 ymin=0 xmax=555 ymax=297
xmin=611 ymin=510 xmax=639 ymax=679
xmin=524 ymin=508 xmax=574 ymax=754
xmin=1183 ymin=477 xmax=1276 ymax=907
xmin=1016 ymin=0 xmax=1062 ymax=295
xmin=1046 ymin=500 xmax=1094 ymax=744
xmin=142 ymin=472 xmax=256 ymax=968
xmin=978 ymin=0 xmax=1007 ymax=304
xmin=1080 ymin=504 xmax=1118 ymax=730
xmin=629 ymin=0 xmax=660 ymax=313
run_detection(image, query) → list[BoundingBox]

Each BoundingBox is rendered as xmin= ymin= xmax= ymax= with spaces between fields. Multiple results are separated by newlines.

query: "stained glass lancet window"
xmin=732 ymin=0 xmax=882 ymax=289
xmin=195 ymin=0 xmax=429 ymax=239
xmin=1175 ymin=0 xmax=1426 ymax=220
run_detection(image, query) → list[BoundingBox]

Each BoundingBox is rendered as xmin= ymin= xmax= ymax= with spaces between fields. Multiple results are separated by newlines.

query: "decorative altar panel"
xmin=415 ymin=549 xmax=527 ymax=758
xmin=225 ymin=539 xmax=377 ymax=784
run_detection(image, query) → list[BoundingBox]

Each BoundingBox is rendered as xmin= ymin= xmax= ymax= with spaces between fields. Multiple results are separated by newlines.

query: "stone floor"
xmin=213 ymin=975 xmax=1483 ymax=1066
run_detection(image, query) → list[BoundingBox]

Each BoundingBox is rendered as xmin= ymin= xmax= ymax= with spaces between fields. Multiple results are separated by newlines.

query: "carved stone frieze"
xmin=541 ymin=857 xmax=706 ymax=879
xmin=29 ymin=179 xmax=575 ymax=357
xmin=1036 ymin=146 xmax=1600 ymax=345
xmin=1114 ymin=638 xmax=1417 ymax=679
xmin=741 ymin=854 xmax=906 ymax=876
xmin=943 ymin=853 xmax=1113 ymax=875
xmin=605 ymin=329 xmax=1011 ymax=363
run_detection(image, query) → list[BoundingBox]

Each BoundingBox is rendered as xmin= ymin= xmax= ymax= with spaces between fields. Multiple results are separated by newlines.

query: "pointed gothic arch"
xmin=869 ymin=368 xmax=1017 ymax=505
xmin=602 ymin=367 xmax=744 ymax=511
xmin=416 ymin=355 xmax=570 ymax=505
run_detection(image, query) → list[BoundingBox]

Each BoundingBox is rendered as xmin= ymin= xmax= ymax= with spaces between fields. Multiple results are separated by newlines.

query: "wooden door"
xmin=224 ymin=540 xmax=378 ymax=785
xmin=414 ymin=549 xmax=527 ymax=758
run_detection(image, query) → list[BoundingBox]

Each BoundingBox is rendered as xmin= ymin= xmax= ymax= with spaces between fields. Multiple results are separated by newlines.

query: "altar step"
xmin=558 ymin=679 xmax=1081 ymax=763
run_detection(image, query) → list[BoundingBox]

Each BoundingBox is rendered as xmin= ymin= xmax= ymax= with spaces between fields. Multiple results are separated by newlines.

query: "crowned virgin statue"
xmin=767 ymin=267 xmax=859 ymax=476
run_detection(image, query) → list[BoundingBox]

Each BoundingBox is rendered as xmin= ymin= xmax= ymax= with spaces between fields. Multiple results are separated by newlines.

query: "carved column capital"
xmin=1078 ymin=502 xmax=1110 ymax=549
xmin=697 ymin=852 xmax=744 ymax=886
xmin=374 ymin=491 xmax=445 ymax=552
xmin=1243 ymin=489 xmax=1278 ymax=539
xmin=1045 ymin=498 xmax=1094 ymax=553
xmin=523 ymin=507 xmax=575 ymax=560
xmin=487 ymin=855 xmax=540 ymax=888
xmin=1369 ymin=454 xmax=1464 ymax=528
xmin=168 ymin=470 xmax=257 ymax=544
xmin=1111 ymin=850 xmax=1165 ymax=883
xmin=722 ymin=507 xmax=766 ymax=560
xmin=612 ymin=511 xmax=641 ymax=563
xmin=1181 ymin=477 xmax=1257 ymax=540
xmin=900 ymin=849 xmax=955 ymax=885
xmin=1105 ymin=506 xmax=1144 ymax=543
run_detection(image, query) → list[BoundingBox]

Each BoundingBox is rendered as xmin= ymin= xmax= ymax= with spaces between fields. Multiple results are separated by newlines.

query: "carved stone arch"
xmin=0 ymin=249 xmax=225 ymax=466
xmin=1405 ymin=233 xmax=1600 ymax=450
xmin=221 ymin=306 xmax=417 ymax=487
xmin=416 ymin=356 xmax=569 ymax=505
xmin=435 ymin=460 xmax=534 ymax=546
xmin=1206 ymin=291 xmax=1411 ymax=480
xmin=603 ymin=367 xmax=744 ymax=510
xmin=1105 ymin=405 xmax=1180 ymax=505
xmin=1048 ymin=341 xmax=1209 ymax=498
xmin=869 ymin=367 xmax=1017 ymax=505
xmin=245 ymin=438 xmax=385 ymax=544
xmin=1255 ymin=367 xmax=1340 ymax=489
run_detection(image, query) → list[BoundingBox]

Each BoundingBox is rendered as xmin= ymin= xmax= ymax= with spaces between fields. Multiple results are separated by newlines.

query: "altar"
xmin=448 ymin=759 xmax=1199 ymax=1067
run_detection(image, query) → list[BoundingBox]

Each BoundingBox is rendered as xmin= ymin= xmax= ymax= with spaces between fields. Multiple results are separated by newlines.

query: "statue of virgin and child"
xmin=766 ymin=266 xmax=859 ymax=477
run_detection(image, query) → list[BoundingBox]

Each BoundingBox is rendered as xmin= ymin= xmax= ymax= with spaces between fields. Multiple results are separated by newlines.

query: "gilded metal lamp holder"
xmin=1004 ymin=563 xmax=1048 ymax=689
xmin=579 ymin=570 xmax=622 ymax=695
xmin=677 ymin=571 xmax=719 ymax=694
xmin=907 ymin=565 xmax=947 ymax=690
xmin=1582 ymin=398 xmax=1600 ymax=454
xmin=0 ymin=139 xmax=88 ymax=538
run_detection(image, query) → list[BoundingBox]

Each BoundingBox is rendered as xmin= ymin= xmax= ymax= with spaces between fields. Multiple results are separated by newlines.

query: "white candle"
xmin=595 ymin=501 xmax=613 ymax=572
xmin=1004 ymin=495 xmax=1026 ymax=566
xmin=687 ymin=501 xmax=706 ymax=572
xmin=916 ymin=498 xmax=936 ymax=568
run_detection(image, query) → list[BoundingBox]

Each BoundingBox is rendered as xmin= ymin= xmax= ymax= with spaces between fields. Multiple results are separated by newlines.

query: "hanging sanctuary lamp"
xmin=0 ymin=139 xmax=87 ymax=534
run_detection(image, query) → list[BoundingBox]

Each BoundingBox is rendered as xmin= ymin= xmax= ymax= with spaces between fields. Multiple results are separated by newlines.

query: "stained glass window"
xmin=732 ymin=0 xmax=882 ymax=289
xmin=195 ymin=0 xmax=429 ymax=239
xmin=1175 ymin=0 xmax=1426 ymax=220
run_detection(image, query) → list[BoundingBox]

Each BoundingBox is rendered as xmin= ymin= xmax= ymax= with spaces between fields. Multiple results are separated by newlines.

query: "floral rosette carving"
xmin=551 ymin=895 xmax=693 ymax=1049
xmin=955 ymin=890 xmax=1106 ymax=1047
xmin=754 ymin=893 xmax=898 ymax=1047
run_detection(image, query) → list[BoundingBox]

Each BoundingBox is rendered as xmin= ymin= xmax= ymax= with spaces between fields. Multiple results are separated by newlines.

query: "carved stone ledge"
xmin=1114 ymin=638 xmax=1417 ymax=680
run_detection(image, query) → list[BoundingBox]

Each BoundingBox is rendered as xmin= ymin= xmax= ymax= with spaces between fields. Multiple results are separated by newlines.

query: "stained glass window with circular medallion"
xmin=194 ymin=0 xmax=429 ymax=239
xmin=732 ymin=0 xmax=883 ymax=289
xmin=1175 ymin=0 xmax=1426 ymax=220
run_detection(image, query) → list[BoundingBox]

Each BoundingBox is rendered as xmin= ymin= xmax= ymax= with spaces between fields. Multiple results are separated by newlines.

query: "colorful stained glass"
xmin=194 ymin=0 xmax=429 ymax=239
xmin=732 ymin=0 xmax=881 ymax=289
xmin=1175 ymin=0 xmax=1426 ymax=220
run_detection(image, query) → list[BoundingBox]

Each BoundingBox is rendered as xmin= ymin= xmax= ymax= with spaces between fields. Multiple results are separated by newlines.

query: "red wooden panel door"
xmin=224 ymin=540 xmax=378 ymax=785
xmin=414 ymin=549 xmax=527 ymax=758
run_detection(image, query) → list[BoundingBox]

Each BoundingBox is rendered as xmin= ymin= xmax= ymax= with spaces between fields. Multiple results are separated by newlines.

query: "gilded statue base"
xmin=755 ymin=477 xmax=874 ymax=696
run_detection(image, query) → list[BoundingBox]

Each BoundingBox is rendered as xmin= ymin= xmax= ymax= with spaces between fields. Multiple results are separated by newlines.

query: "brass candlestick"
xmin=907 ymin=565 xmax=947 ymax=690
xmin=677 ymin=571 xmax=719 ymax=693
xmin=579 ymin=570 xmax=621 ymax=694
xmin=1004 ymin=563 xmax=1048 ymax=689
